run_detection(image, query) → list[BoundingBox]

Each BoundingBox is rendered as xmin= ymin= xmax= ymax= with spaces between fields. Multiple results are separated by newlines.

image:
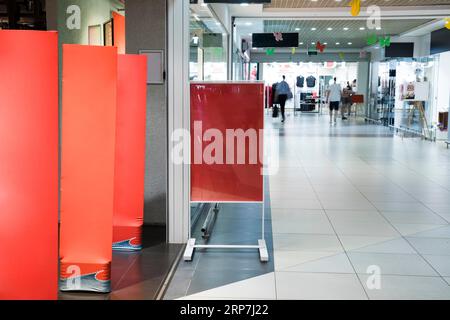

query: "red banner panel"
xmin=0 ymin=30 xmax=58 ymax=300
xmin=113 ymin=54 xmax=147 ymax=251
xmin=60 ymin=45 xmax=117 ymax=293
xmin=113 ymin=12 xmax=126 ymax=55
xmin=190 ymin=83 xmax=264 ymax=202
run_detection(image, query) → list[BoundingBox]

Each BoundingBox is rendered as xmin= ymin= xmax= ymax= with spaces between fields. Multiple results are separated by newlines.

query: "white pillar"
xmin=167 ymin=0 xmax=190 ymax=244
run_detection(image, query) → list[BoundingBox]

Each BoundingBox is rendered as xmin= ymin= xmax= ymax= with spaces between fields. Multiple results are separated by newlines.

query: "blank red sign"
xmin=190 ymin=83 xmax=264 ymax=202
xmin=0 ymin=30 xmax=58 ymax=300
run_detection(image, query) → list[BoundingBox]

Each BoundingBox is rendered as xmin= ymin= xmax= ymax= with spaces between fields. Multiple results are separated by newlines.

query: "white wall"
xmin=436 ymin=51 xmax=450 ymax=113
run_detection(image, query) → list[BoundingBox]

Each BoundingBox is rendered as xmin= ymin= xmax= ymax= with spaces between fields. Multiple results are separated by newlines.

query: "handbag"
xmin=287 ymin=90 xmax=293 ymax=100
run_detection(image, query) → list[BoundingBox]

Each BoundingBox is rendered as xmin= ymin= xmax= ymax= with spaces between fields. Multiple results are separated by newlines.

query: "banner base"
xmin=113 ymin=226 xmax=142 ymax=251
xmin=59 ymin=262 xmax=111 ymax=293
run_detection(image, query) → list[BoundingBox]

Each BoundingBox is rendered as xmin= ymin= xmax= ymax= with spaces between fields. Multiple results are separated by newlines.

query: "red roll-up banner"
xmin=190 ymin=83 xmax=264 ymax=202
xmin=113 ymin=12 xmax=126 ymax=55
xmin=0 ymin=30 xmax=58 ymax=300
xmin=113 ymin=54 xmax=147 ymax=251
xmin=60 ymin=45 xmax=118 ymax=293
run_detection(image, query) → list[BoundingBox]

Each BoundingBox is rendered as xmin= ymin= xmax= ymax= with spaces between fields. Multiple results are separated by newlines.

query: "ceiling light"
xmin=323 ymin=42 xmax=328 ymax=45
xmin=299 ymin=42 xmax=304 ymax=45
xmin=327 ymin=27 xmax=333 ymax=31
xmin=343 ymin=27 xmax=349 ymax=31
xmin=336 ymin=42 xmax=340 ymax=45
xmin=295 ymin=28 xmax=300 ymax=31
xmin=245 ymin=22 xmax=252 ymax=26
xmin=311 ymin=42 xmax=316 ymax=45
xmin=376 ymin=27 xmax=382 ymax=30
xmin=201 ymin=3 xmax=208 ymax=7
xmin=311 ymin=27 xmax=316 ymax=31
xmin=348 ymin=42 xmax=352 ymax=45
xmin=359 ymin=27 xmax=365 ymax=30
xmin=240 ymin=3 xmax=249 ymax=6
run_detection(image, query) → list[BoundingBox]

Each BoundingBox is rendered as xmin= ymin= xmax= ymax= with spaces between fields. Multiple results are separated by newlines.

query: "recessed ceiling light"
xmin=327 ymin=27 xmax=333 ymax=31
xmin=311 ymin=42 xmax=316 ymax=45
xmin=311 ymin=27 xmax=317 ymax=31
xmin=323 ymin=42 xmax=328 ymax=45
xmin=343 ymin=27 xmax=349 ymax=31
xmin=336 ymin=42 xmax=340 ymax=45
xmin=359 ymin=27 xmax=365 ymax=30
xmin=299 ymin=42 xmax=304 ymax=45
xmin=295 ymin=28 xmax=300 ymax=31
xmin=245 ymin=22 xmax=252 ymax=26
xmin=240 ymin=3 xmax=249 ymax=6
xmin=376 ymin=27 xmax=382 ymax=30
xmin=348 ymin=42 xmax=353 ymax=45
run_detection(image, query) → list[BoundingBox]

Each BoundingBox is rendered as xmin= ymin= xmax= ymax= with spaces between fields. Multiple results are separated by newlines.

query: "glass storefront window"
xmin=189 ymin=5 xmax=228 ymax=81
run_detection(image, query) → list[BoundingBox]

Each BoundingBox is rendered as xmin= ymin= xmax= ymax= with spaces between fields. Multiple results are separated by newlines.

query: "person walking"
xmin=327 ymin=77 xmax=342 ymax=125
xmin=341 ymin=82 xmax=353 ymax=120
xmin=276 ymin=75 xmax=291 ymax=123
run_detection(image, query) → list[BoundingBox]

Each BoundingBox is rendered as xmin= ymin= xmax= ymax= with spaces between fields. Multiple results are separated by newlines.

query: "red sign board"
xmin=190 ymin=83 xmax=264 ymax=202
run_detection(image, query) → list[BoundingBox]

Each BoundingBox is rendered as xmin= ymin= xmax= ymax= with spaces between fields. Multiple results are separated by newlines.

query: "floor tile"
xmin=181 ymin=273 xmax=276 ymax=300
xmin=422 ymin=255 xmax=450 ymax=277
xmin=406 ymin=237 xmax=450 ymax=255
xmin=348 ymin=252 xmax=438 ymax=276
xmin=381 ymin=211 xmax=448 ymax=225
xmin=273 ymin=234 xmax=343 ymax=252
xmin=330 ymin=220 xmax=400 ymax=237
xmin=272 ymin=214 xmax=335 ymax=234
xmin=340 ymin=236 xmax=416 ymax=254
xmin=359 ymin=274 xmax=450 ymax=300
xmin=276 ymin=272 xmax=367 ymax=300
xmin=280 ymin=252 xmax=355 ymax=274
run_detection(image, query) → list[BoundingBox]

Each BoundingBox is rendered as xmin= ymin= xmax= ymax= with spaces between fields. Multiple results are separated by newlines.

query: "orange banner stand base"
xmin=59 ymin=262 xmax=111 ymax=293
xmin=113 ymin=226 xmax=143 ymax=251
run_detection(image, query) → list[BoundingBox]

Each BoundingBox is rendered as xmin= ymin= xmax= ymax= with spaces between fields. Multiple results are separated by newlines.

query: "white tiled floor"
xmin=180 ymin=115 xmax=450 ymax=300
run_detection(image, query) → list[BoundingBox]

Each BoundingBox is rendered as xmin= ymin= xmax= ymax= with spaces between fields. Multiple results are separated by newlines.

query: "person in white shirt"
xmin=326 ymin=78 xmax=342 ymax=125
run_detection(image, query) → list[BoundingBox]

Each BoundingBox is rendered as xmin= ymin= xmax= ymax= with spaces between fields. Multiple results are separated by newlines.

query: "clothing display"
xmin=296 ymin=76 xmax=304 ymax=88
xmin=306 ymin=75 xmax=316 ymax=88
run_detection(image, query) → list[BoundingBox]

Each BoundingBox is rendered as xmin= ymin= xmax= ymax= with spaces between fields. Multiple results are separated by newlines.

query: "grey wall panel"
xmin=126 ymin=0 xmax=167 ymax=225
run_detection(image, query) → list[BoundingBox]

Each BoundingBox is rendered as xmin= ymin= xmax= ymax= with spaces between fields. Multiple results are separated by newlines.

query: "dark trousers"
xmin=278 ymin=94 xmax=288 ymax=119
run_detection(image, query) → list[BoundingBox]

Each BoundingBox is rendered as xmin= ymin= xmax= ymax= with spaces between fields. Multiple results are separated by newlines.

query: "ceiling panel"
xmin=262 ymin=19 xmax=432 ymax=48
xmin=265 ymin=0 xmax=450 ymax=9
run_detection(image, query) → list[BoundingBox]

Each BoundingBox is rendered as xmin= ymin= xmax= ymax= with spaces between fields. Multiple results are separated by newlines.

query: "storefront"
xmin=367 ymin=28 xmax=450 ymax=142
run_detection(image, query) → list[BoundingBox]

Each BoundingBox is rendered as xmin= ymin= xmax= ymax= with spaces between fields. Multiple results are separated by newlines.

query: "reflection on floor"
xmin=163 ymin=190 xmax=274 ymax=299
xmin=167 ymin=113 xmax=450 ymax=300
xmin=59 ymin=226 xmax=182 ymax=300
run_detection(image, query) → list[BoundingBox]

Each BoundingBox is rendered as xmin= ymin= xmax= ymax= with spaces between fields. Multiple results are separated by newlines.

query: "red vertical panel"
xmin=0 ymin=30 xmax=58 ymax=300
xmin=190 ymin=83 xmax=264 ymax=202
xmin=113 ymin=12 xmax=126 ymax=55
xmin=60 ymin=45 xmax=117 ymax=293
xmin=113 ymin=54 xmax=147 ymax=251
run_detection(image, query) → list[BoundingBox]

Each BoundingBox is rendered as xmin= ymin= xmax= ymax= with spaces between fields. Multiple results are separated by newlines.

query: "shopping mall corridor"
xmin=167 ymin=113 xmax=450 ymax=300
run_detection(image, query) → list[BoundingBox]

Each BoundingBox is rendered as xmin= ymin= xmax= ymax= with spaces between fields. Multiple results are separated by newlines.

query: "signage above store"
xmin=252 ymin=33 xmax=298 ymax=48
